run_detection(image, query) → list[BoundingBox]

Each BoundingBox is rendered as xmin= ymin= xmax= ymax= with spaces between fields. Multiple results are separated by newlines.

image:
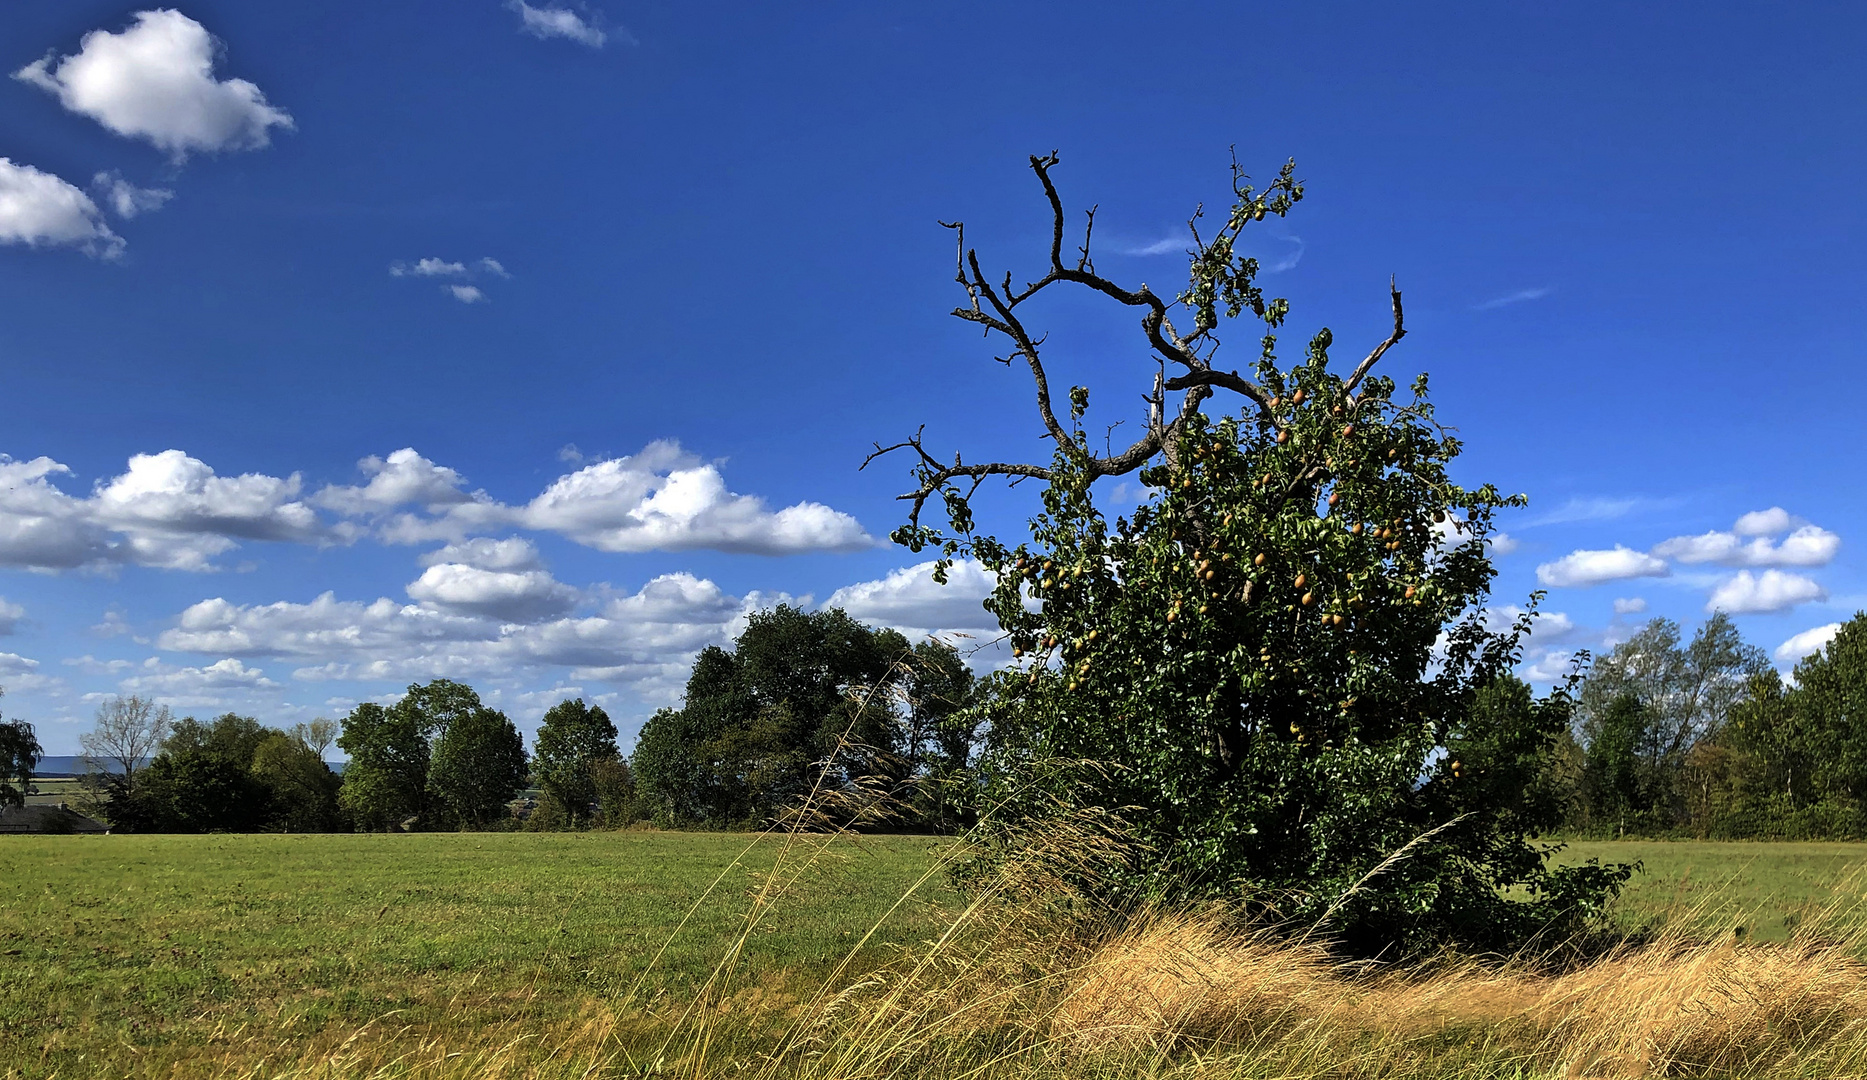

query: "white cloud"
xmin=1735 ymin=507 xmax=1796 ymax=537
xmin=406 ymin=562 xmax=578 ymax=622
xmin=0 ymin=158 xmax=123 ymax=257
xmin=1474 ymin=287 xmax=1552 ymax=311
xmin=1521 ymin=647 xmax=1583 ymax=683
xmin=314 ymin=448 xmax=471 ymax=516
xmin=159 ymin=574 xmax=768 ymax=697
xmin=1707 ymin=570 xmax=1826 ymax=615
xmin=477 ymin=257 xmax=509 ymax=278
xmin=1489 ymin=532 xmax=1520 ymax=556
xmin=1652 ymin=519 xmax=1838 ymax=568
xmin=418 ymin=537 xmax=542 ymax=571
xmin=1776 ymin=623 xmax=1843 ymax=664
xmin=511 ymin=441 xmax=873 ymax=555
xmin=0 ymin=652 xmax=39 ymax=677
xmin=1613 ymin=597 xmax=1647 ymax=615
xmin=91 ymin=171 xmax=173 ymax=218
xmin=508 ymin=1 xmax=608 ymax=47
xmin=826 ymin=559 xmax=1002 ymax=638
xmin=448 ymin=284 xmax=486 ymax=304
xmin=390 ymin=257 xmax=467 ymax=278
xmin=0 ymin=598 xmax=22 ymax=636
xmin=0 ymin=442 xmax=869 ymax=573
xmin=15 ymin=10 xmax=293 ymax=158
xmin=1536 ymin=546 xmax=1669 ymax=588
xmin=1116 ymin=237 xmax=1185 ymax=257
xmin=0 ymin=450 xmax=322 ymax=572
xmin=121 ymin=656 xmax=277 ymax=695
xmin=1480 ymin=605 xmax=1576 ymax=643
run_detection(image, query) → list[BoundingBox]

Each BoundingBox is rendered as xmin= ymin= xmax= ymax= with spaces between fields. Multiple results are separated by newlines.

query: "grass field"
xmin=1557 ymin=839 xmax=1867 ymax=941
xmin=0 ymin=831 xmax=953 ymax=1078
xmin=8 ymin=834 xmax=1867 ymax=1079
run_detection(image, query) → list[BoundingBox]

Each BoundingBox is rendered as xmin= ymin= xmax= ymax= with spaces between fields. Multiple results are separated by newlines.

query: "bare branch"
xmin=1342 ymin=279 xmax=1406 ymax=400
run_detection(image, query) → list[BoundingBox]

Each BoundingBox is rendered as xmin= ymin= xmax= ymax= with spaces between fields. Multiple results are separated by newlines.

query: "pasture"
xmin=1 ymin=831 xmax=952 ymax=1078
xmin=6 ymin=833 xmax=1867 ymax=1078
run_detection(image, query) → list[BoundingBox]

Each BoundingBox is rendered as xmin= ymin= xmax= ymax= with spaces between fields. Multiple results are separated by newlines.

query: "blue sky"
xmin=2 ymin=2 xmax=1862 ymax=755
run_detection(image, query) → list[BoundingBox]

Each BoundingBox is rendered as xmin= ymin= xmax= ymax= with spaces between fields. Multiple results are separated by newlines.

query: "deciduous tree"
xmin=870 ymin=152 xmax=1627 ymax=954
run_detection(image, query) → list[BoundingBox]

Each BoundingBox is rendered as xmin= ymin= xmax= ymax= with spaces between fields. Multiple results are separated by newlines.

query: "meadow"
xmin=8 ymin=833 xmax=1867 ymax=1078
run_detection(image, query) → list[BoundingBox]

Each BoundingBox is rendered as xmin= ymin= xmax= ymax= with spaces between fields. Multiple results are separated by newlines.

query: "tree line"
xmin=0 ymin=605 xmax=979 ymax=834
xmin=1561 ymin=611 xmax=1867 ymax=840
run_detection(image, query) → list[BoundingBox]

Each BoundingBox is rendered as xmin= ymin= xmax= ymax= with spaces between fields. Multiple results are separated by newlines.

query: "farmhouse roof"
xmin=0 ymin=803 xmax=109 ymax=834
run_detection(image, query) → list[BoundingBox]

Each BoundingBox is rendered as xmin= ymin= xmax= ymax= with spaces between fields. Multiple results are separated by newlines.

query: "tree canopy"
xmin=632 ymin=605 xmax=911 ymax=828
xmin=872 ymin=152 xmax=1629 ymax=955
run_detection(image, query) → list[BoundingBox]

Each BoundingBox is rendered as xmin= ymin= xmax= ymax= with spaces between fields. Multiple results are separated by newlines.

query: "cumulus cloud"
xmin=0 ymin=442 xmax=869 ymax=573
xmin=14 ymin=10 xmax=292 ymax=158
xmin=159 ymin=573 xmax=769 ymax=698
xmin=91 ymin=171 xmax=173 ymax=218
xmin=406 ymin=562 xmax=578 ymax=622
xmin=390 ymin=257 xmax=467 ymax=278
xmin=1613 ymin=597 xmax=1648 ymax=615
xmin=0 ymin=450 xmax=322 ymax=572
xmin=389 ymin=257 xmax=506 ymax=303
xmin=1536 ymin=546 xmax=1669 ymax=588
xmin=1652 ymin=511 xmax=1839 ymax=568
xmin=1735 ymin=507 xmax=1796 ymax=537
xmin=1776 ymin=623 xmax=1843 ymax=664
xmin=508 ymin=1 xmax=608 ymax=47
xmin=121 ymin=656 xmax=278 ymax=696
xmin=1707 ymin=569 xmax=1826 ymax=615
xmin=826 ymin=559 xmax=1002 ymax=638
xmin=0 ymin=158 xmax=124 ymax=257
xmin=315 ymin=448 xmax=471 ymax=516
xmin=418 ymin=537 xmax=542 ymax=571
xmin=513 ymin=443 xmax=873 ymax=554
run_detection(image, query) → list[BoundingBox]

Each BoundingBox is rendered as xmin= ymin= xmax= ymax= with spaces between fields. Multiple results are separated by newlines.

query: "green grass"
xmin=10 ymin=833 xmax=1867 ymax=1079
xmin=0 ymin=831 xmax=954 ymax=1078
xmin=1554 ymin=838 xmax=1867 ymax=941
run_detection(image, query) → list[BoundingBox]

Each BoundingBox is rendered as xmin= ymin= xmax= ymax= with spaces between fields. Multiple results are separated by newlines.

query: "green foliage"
xmin=0 ymin=710 xmax=40 ymax=809
xmin=631 ymin=606 xmax=911 ymax=828
xmin=337 ymin=701 xmax=432 ymax=830
xmin=532 ymin=698 xmax=620 ymax=828
xmin=1574 ymin=614 xmax=1770 ymax=832
xmin=252 ymin=732 xmax=344 ymax=832
xmin=427 ymin=698 xmax=528 ymax=829
xmin=101 ymin=713 xmax=344 ymax=833
xmin=589 ymin=755 xmax=637 ymax=826
xmin=889 ymin=155 xmax=1629 ymax=954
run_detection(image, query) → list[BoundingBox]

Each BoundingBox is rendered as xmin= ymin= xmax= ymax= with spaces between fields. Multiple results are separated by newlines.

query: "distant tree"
xmin=589 ymin=756 xmax=637 ymax=826
xmin=903 ymin=640 xmax=980 ymax=830
xmin=81 ymin=695 xmax=172 ymax=783
xmin=427 ymin=704 xmax=527 ymax=829
xmin=291 ymin=717 xmax=339 ymax=762
xmin=532 ymin=698 xmax=619 ymax=828
xmin=337 ymin=702 xmax=432 ymax=831
xmin=0 ymin=692 xmax=41 ymax=808
xmin=1579 ymin=692 xmax=1656 ymax=836
xmin=114 ymin=714 xmax=273 ymax=832
xmin=253 ymin=732 xmax=344 ymax=831
xmin=1578 ymin=614 xmax=1770 ymax=827
xmin=632 ymin=606 xmax=911 ymax=828
xmin=1786 ymin=615 xmax=1867 ymax=804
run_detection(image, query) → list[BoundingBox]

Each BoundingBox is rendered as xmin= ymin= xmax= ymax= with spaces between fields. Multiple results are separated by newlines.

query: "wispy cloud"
xmin=1474 ymin=286 xmax=1552 ymax=311
xmin=507 ymin=1 xmax=615 ymax=48
xmin=1114 ymin=236 xmax=1185 ymax=257
xmin=1267 ymin=233 xmax=1304 ymax=273
xmin=1519 ymin=495 xmax=1650 ymax=528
